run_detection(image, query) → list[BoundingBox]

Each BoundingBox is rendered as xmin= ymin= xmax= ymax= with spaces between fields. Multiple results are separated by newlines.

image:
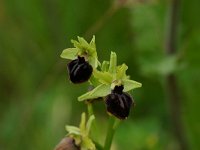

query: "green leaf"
xmin=123 ymin=79 xmax=142 ymax=92
xmin=109 ymin=51 xmax=117 ymax=74
xmin=78 ymin=84 xmax=110 ymax=101
xmin=60 ymin=48 xmax=78 ymax=60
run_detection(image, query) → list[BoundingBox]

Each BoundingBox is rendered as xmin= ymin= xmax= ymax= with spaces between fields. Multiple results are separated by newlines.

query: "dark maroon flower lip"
xmin=112 ymin=85 xmax=124 ymax=94
xmin=67 ymin=56 xmax=93 ymax=84
xmin=105 ymin=85 xmax=134 ymax=120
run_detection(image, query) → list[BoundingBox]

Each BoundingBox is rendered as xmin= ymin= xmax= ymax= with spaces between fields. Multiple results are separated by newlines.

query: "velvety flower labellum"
xmin=67 ymin=56 xmax=93 ymax=83
xmin=105 ymin=85 xmax=134 ymax=120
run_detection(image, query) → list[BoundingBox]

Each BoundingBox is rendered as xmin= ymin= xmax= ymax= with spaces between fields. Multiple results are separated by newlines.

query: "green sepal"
xmin=88 ymin=55 xmax=99 ymax=69
xmin=79 ymin=113 xmax=86 ymax=135
xmin=66 ymin=126 xmax=80 ymax=135
xmin=60 ymin=48 xmax=79 ymax=60
xmin=123 ymin=79 xmax=142 ymax=92
xmin=89 ymin=35 xmax=96 ymax=50
xmin=78 ymin=84 xmax=110 ymax=101
xmin=108 ymin=51 xmax=117 ymax=74
xmin=86 ymin=115 xmax=95 ymax=135
xmin=93 ymin=70 xmax=113 ymax=85
xmin=88 ymin=75 xmax=100 ymax=87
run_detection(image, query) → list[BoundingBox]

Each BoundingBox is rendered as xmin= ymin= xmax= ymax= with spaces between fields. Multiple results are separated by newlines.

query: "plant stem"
xmin=104 ymin=117 xmax=120 ymax=150
xmin=164 ymin=0 xmax=189 ymax=149
xmin=87 ymin=102 xmax=94 ymax=116
xmin=87 ymin=101 xmax=103 ymax=148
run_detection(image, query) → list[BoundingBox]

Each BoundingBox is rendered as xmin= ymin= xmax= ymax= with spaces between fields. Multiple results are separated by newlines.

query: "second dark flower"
xmin=105 ymin=85 xmax=134 ymax=120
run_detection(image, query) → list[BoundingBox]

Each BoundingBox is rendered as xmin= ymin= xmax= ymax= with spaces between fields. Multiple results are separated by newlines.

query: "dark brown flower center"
xmin=105 ymin=85 xmax=134 ymax=120
xmin=67 ymin=56 xmax=93 ymax=84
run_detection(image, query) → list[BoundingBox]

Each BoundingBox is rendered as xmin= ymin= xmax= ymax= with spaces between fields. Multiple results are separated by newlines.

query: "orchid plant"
xmin=55 ymin=36 xmax=142 ymax=150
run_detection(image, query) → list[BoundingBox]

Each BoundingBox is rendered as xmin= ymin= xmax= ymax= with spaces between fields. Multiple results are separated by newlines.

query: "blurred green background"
xmin=0 ymin=0 xmax=199 ymax=149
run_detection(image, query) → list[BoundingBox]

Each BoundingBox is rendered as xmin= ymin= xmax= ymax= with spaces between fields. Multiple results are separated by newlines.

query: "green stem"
xmin=164 ymin=0 xmax=189 ymax=149
xmin=87 ymin=102 xmax=102 ymax=148
xmin=87 ymin=102 xmax=94 ymax=116
xmin=104 ymin=117 xmax=120 ymax=150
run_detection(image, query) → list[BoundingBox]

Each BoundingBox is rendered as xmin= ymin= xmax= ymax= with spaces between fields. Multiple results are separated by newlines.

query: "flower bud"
xmin=67 ymin=56 xmax=93 ymax=83
xmin=54 ymin=137 xmax=80 ymax=150
xmin=105 ymin=85 xmax=134 ymax=120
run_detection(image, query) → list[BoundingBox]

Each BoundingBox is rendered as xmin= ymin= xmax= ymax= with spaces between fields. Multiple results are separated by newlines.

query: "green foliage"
xmin=0 ymin=0 xmax=200 ymax=150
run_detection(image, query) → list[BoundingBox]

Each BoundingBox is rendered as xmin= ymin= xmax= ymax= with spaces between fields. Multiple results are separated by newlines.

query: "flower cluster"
xmin=61 ymin=36 xmax=142 ymax=120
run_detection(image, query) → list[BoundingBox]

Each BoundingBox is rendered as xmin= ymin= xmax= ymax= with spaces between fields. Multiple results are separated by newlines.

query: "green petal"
xmin=71 ymin=39 xmax=82 ymax=50
xmin=78 ymin=84 xmax=110 ymax=101
xmin=108 ymin=51 xmax=117 ymax=74
xmin=101 ymin=61 xmax=110 ymax=72
xmin=60 ymin=48 xmax=78 ymax=60
xmin=116 ymin=63 xmax=128 ymax=80
xmin=123 ymin=79 xmax=142 ymax=92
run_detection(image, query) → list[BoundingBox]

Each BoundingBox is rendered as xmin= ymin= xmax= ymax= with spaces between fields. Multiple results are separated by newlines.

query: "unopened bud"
xmin=54 ymin=137 xmax=80 ymax=150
